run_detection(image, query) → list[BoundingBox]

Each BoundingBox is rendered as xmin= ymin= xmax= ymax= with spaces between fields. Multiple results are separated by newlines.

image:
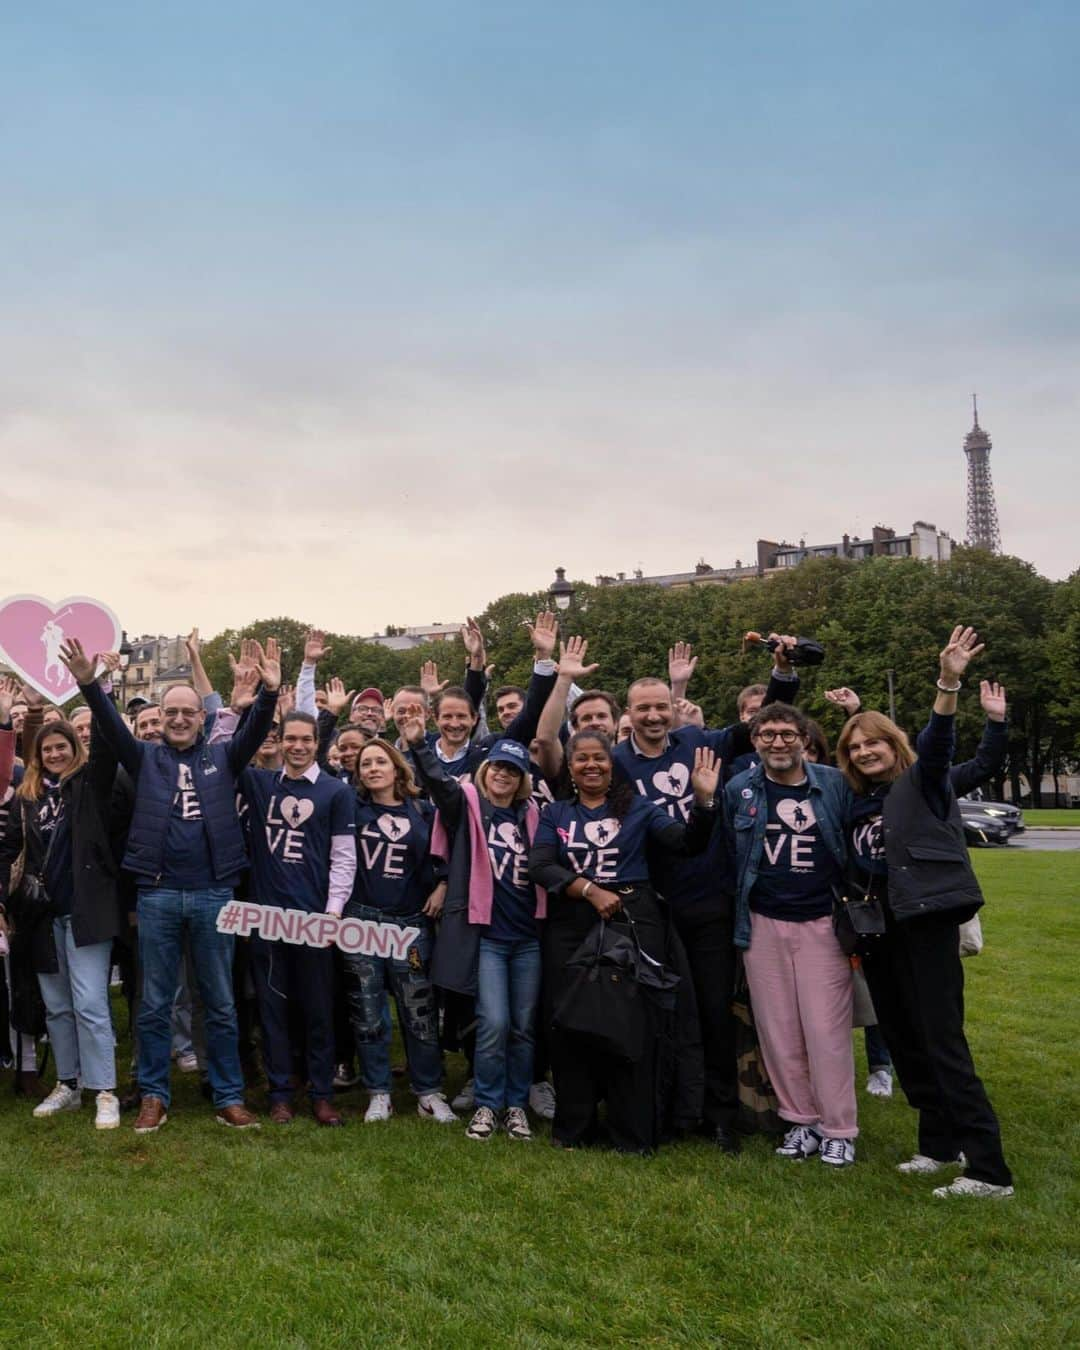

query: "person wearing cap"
xmin=349 ymin=688 xmax=386 ymax=741
xmin=402 ymin=718 xmax=547 ymax=1143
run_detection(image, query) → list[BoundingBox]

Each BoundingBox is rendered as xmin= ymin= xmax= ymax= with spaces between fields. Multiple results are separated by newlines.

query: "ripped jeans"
xmin=341 ymin=905 xmax=443 ymax=1096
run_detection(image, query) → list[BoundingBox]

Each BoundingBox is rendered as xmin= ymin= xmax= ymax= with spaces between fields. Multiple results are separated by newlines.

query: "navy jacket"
xmin=81 ymin=680 xmax=278 ymax=888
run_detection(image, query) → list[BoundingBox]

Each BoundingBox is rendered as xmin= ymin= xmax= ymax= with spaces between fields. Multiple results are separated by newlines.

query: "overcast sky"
xmin=2 ymin=1 xmax=1076 ymax=638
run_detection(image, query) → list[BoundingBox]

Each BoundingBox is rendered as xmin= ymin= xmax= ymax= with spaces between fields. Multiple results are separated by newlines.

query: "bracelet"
xmin=936 ymin=679 xmax=962 ymax=693
xmin=581 ymin=881 xmax=593 ymax=900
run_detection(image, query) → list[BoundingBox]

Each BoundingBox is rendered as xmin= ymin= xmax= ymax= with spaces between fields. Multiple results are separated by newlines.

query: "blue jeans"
xmin=136 ymin=888 xmax=243 ymax=1109
xmin=474 ymin=937 xmax=541 ymax=1112
xmin=341 ymin=905 xmax=442 ymax=1096
xmin=38 ymin=919 xmax=115 ymax=1091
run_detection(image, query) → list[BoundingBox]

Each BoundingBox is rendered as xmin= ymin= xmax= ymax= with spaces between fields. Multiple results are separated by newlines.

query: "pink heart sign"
xmin=0 ymin=594 xmax=122 ymax=706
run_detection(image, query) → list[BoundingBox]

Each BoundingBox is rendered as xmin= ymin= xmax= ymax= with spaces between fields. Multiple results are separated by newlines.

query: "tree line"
xmin=198 ymin=547 xmax=1080 ymax=807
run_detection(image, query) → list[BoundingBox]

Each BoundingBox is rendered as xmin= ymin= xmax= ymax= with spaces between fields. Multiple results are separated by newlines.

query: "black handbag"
xmin=552 ymin=913 xmax=680 ymax=1064
xmin=831 ymin=881 xmax=886 ymax=957
xmin=9 ymin=802 xmax=57 ymax=923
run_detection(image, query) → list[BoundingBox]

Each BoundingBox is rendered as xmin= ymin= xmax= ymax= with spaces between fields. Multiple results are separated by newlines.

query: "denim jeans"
xmin=341 ymin=905 xmax=442 ymax=1096
xmin=136 ymin=888 xmax=243 ymax=1109
xmin=474 ymin=936 xmax=541 ymax=1112
xmin=37 ymin=919 xmax=116 ymax=1091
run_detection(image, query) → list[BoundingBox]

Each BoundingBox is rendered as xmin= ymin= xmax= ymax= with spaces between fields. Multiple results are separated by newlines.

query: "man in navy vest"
xmin=63 ymin=636 xmax=280 ymax=1134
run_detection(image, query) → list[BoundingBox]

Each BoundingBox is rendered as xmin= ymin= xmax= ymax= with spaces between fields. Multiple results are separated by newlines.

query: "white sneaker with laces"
xmin=33 ymin=1083 xmax=82 ymax=1118
xmin=451 ymin=1079 xmax=475 ymax=1112
xmin=363 ymin=1093 xmax=393 ymax=1123
xmin=503 ymin=1106 xmax=532 ymax=1141
xmin=417 ymin=1092 xmax=457 ymax=1124
xmin=933 ymin=1175 xmax=1014 ymax=1199
xmin=775 ymin=1124 xmax=821 ymax=1160
xmin=819 ymin=1136 xmax=856 ymax=1167
xmin=528 ymin=1080 xmax=556 ymax=1120
xmin=95 ymin=1091 xmax=120 ymax=1130
xmin=865 ymin=1069 xmax=893 ymax=1097
xmin=897 ymin=1152 xmax=966 ymax=1174
xmin=465 ymin=1106 xmax=498 ymax=1141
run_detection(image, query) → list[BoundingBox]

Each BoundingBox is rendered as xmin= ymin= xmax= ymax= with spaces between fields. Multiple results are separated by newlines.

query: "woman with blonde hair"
xmin=835 ymin=627 xmax=1013 ymax=1199
xmin=343 ymin=736 xmax=454 ymax=1125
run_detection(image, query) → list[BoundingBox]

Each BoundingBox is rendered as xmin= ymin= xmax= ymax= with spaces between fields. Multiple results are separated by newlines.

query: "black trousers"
xmin=671 ymin=905 xmax=738 ymax=1131
xmin=861 ymin=909 xmax=1011 ymax=1186
xmin=250 ymin=936 xmax=335 ymax=1104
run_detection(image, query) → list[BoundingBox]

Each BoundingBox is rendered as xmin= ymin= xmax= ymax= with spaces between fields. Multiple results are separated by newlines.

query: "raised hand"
xmin=234 ymin=638 xmax=259 ymax=677
xmin=673 ymin=698 xmax=705 ymax=730
xmin=768 ymin=632 xmax=798 ymax=674
xmin=59 ymin=637 xmax=99 ymax=686
xmin=98 ymin=651 xmax=121 ymax=676
xmin=668 ymin=642 xmax=698 ymax=690
xmin=399 ymin=711 xmax=428 ymax=746
xmin=250 ymin=638 xmax=282 ymax=693
xmin=19 ymin=682 xmax=44 ymax=708
xmin=420 ymin=660 xmax=448 ymax=697
xmin=304 ymin=628 xmax=332 ymax=665
xmin=460 ymin=618 xmax=486 ymax=669
xmin=228 ymin=658 xmax=260 ymax=711
xmin=556 ymin=637 xmax=599 ymax=683
xmin=691 ymin=746 xmax=721 ymax=804
xmin=276 ymin=684 xmax=296 ymax=718
xmin=185 ymin=627 xmax=201 ymax=662
xmin=0 ymin=675 xmax=21 ymax=722
xmin=527 ymin=610 xmax=558 ymax=662
xmin=940 ymin=625 xmax=984 ymax=684
xmin=824 ymin=687 xmax=861 ymax=716
xmin=979 ymin=679 xmax=1007 ymax=723
xmin=324 ymin=678 xmax=355 ymax=717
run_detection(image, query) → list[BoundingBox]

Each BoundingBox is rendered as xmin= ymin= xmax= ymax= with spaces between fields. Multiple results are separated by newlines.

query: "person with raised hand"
xmin=0 ymin=651 xmax=127 ymax=1130
xmin=835 ymin=627 xmax=1014 ymax=1199
xmin=528 ymin=736 xmax=720 ymax=1153
xmin=68 ymin=634 xmax=280 ymax=1134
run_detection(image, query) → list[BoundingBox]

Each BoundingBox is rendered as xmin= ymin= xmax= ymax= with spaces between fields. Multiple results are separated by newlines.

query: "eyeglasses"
xmin=163 ymin=708 xmax=201 ymax=721
xmin=755 ymin=728 xmax=800 ymax=744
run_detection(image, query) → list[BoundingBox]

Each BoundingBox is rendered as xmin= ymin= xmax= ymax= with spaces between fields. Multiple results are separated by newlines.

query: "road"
xmin=1006 ymin=829 xmax=1080 ymax=852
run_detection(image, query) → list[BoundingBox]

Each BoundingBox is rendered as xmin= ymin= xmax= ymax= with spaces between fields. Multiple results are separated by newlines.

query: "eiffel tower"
xmin=963 ymin=395 xmax=1002 ymax=553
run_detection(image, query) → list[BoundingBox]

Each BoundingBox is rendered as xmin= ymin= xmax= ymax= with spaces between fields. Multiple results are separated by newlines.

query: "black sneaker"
xmin=775 ymin=1124 xmax=821 ymax=1160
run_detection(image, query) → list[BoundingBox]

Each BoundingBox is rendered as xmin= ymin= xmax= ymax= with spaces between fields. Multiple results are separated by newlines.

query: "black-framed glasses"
xmin=755 ymin=728 xmax=800 ymax=744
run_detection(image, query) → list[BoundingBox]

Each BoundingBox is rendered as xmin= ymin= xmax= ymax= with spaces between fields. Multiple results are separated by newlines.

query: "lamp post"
xmin=119 ymin=631 xmax=132 ymax=709
xmin=548 ymin=567 xmax=575 ymax=613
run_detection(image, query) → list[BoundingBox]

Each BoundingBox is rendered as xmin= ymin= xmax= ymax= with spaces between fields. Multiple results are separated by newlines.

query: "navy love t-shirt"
xmin=749 ymin=779 xmax=839 ymax=921
xmin=486 ymin=805 xmax=538 ymax=941
xmin=240 ymin=768 xmax=355 ymax=912
xmin=534 ymin=795 xmax=677 ymax=889
xmin=161 ymin=750 xmax=214 ymax=889
xmin=352 ymin=797 xmax=435 ymax=917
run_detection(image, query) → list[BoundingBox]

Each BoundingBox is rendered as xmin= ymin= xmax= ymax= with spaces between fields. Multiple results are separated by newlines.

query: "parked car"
xmin=958 ymin=797 xmax=1022 ymax=847
xmin=959 ymin=796 xmax=1025 ymax=835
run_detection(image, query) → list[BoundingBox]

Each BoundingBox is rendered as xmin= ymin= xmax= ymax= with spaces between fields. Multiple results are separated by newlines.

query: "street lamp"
xmin=119 ymin=630 xmax=132 ymax=708
xmin=548 ymin=567 xmax=575 ymax=613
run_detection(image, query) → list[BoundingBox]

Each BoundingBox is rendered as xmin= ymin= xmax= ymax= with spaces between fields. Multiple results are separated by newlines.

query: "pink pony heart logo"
xmin=0 ymin=594 xmax=121 ymax=706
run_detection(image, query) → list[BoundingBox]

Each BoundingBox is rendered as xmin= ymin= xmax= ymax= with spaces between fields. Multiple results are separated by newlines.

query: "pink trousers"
xmin=743 ymin=913 xmax=857 ymax=1139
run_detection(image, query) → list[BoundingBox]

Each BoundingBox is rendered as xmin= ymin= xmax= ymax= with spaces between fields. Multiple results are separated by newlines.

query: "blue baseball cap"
xmin=487 ymin=739 xmax=530 ymax=774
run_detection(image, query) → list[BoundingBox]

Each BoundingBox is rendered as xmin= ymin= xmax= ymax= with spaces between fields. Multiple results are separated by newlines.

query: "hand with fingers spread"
xmin=668 ymin=642 xmax=698 ymax=697
xmin=304 ymin=628 xmax=332 ymax=665
xmin=98 ymin=651 xmax=121 ymax=676
xmin=555 ymin=636 xmax=598 ymax=684
xmin=59 ymin=637 xmax=99 ymax=686
xmin=324 ymin=678 xmax=355 ymax=718
xmin=979 ymin=680 xmax=1007 ymax=723
xmin=229 ymin=657 xmax=260 ymax=712
xmin=824 ymin=687 xmax=861 ymax=716
xmin=276 ymin=684 xmax=296 ymax=719
xmin=0 ymin=675 xmax=22 ymax=723
xmin=526 ymin=611 xmax=558 ymax=662
xmin=420 ymin=660 xmax=448 ymax=697
xmin=460 ymin=617 xmax=487 ymax=671
xmin=691 ymin=746 xmax=721 ymax=805
xmin=254 ymin=637 xmax=282 ymax=692
xmin=939 ymin=625 xmax=984 ymax=685
xmin=398 ymin=710 xmax=428 ymax=747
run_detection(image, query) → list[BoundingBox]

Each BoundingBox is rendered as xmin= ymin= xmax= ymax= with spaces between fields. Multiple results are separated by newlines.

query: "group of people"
xmin=0 ymin=611 xmax=1014 ymax=1199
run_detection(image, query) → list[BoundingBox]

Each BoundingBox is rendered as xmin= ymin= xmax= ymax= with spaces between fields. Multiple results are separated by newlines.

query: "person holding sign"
xmin=238 ymin=711 xmax=357 ymax=1126
xmin=64 ymin=635 xmax=280 ymax=1134
xmin=528 ymin=733 xmax=720 ymax=1153
xmin=344 ymin=735 xmax=454 ymax=1125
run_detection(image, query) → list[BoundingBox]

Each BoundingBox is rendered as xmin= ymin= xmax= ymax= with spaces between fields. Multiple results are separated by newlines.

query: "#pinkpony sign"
xmin=0 ymin=594 xmax=122 ymax=705
xmin=216 ymin=900 xmax=420 ymax=959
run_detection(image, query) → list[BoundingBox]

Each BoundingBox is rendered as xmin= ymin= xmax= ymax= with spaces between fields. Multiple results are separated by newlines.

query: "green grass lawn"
xmin=1020 ymin=809 xmax=1080 ymax=828
xmin=1 ymin=852 xmax=1077 ymax=1348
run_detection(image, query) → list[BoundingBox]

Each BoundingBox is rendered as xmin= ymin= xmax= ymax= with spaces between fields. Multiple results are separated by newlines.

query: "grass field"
xmin=1 ymin=852 xmax=1076 ymax=1348
xmin=1020 ymin=809 xmax=1080 ymax=828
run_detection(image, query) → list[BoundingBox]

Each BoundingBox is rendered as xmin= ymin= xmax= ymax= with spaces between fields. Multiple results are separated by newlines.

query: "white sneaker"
xmin=33 ymin=1083 xmax=83 ymax=1117
xmin=363 ymin=1092 xmax=394 ymax=1124
xmin=775 ymin=1124 xmax=821 ymax=1160
xmin=175 ymin=1051 xmax=199 ymax=1074
xmin=417 ymin=1092 xmax=457 ymax=1124
xmin=95 ymin=1091 xmax=120 ymax=1130
xmin=465 ymin=1106 xmax=498 ymax=1141
xmin=528 ymin=1080 xmax=556 ymax=1120
xmin=933 ymin=1175 xmax=1014 ymax=1199
xmin=451 ymin=1079 xmax=475 ymax=1112
xmin=819 ymin=1137 xmax=856 ymax=1167
xmin=866 ymin=1069 xmax=893 ymax=1097
xmin=897 ymin=1152 xmax=966 ymax=1174
xmin=503 ymin=1106 xmax=533 ymax=1141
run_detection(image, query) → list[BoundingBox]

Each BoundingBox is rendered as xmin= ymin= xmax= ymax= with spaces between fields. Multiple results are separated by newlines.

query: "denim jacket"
xmin=724 ymin=760 xmax=853 ymax=949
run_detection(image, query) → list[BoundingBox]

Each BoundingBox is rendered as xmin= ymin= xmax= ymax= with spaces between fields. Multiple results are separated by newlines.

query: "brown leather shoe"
xmin=216 ymin=1103 xmax=260 ymax=1129
xmin=313 ymin=1098 xmax=344 ymax=1127
xmin=134 ymin=1095 xmax=168 ymax=1134
xmin=268 ymin=1101 xmax=295 ymax=1124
